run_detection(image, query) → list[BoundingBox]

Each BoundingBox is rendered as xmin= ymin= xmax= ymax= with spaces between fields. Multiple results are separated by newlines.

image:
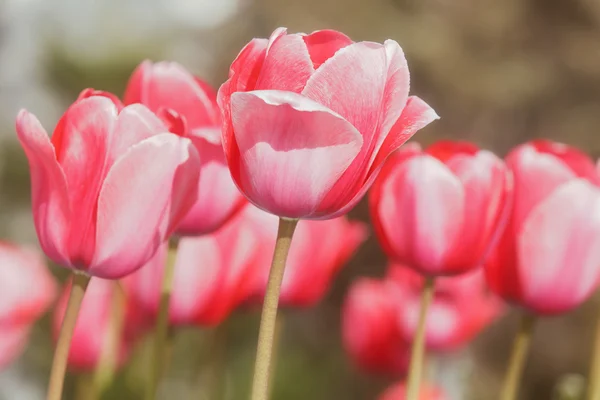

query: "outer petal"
xmin=255 ymin=33 xmax=314 ymax=93
xmin=302 ymin=29 xmax=353 ymax=69
xmin=530 ymin=139 xmax=599 ymax=184
xmin=0 ymin=243 xmax=56 ymax=325
xmin=375 ymin=155 xmax=465 ymax=274
xmin=50 ymin=96 xmax=119 ymax=267
xmin=230 ymin=90 xmax=362 ymax=218
xmin=90 ymin=134 xmax=200 ymax=278
xmin=15 ymin=110 xmax=71 ymax=266
xmin=176 ymin=135 xmax=246 ymax=235
xmin=517 ymin=179 xmax=600 ymax=314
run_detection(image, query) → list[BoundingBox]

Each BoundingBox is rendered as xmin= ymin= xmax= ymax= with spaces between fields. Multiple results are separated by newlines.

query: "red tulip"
xmin=218 ymin=27 xmax=438 ymax=219
xmin=0 ymin=243 xmax=56 ymax=369
xmin=341 ymin=278 xmax=409 ymax=376
xmin=123 ymin=206 xmax=268 ymax=326
xmin=124 ymin=61 xmax=246 ymax=235
xmin=248 ymin=208 xmax=368 ymax=307
xmin=389 ymin=264 xmax=503 ymax=351
xmin=379 ymin=382 xmax=447 ymax=400
xmin=486 ymin=140 xmax=600 ymax=314
xmin=370 ymin=141 xmax=511 ymax=276
xmin=53 ymin=278 xmax=146 ymax=371
xmin=16 ymin=89 xmax=201 ymax=278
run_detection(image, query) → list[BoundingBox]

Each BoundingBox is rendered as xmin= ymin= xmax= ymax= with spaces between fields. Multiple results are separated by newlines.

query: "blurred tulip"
xmin=379 ymin=382 xmax=447 ymax=400
xmin=53 ymin=278 xmax=146 ymax=371
xmin=123 ymin=206 xmax=269 ymax=326
xmin=370 ymin=141 xmax=511 ymax=276
xmin=342 ymin=278 xmax=410 ymax=376
xmin=217 ymin=27 xmax=438 ymax=220
xmin=248 ymin=209 xmax=368 ymax=307
xmin=16 ymin=89 xmax=201 ymax=279
xmin=0 ymin=243 xmax=57 ymax=369
xmin=486 ymin=140 xmax=600 ymax=314
xmin=389 ymin=264 xmax=503 ymax=351
xmin=124 ymin=61 xmax=246 ymax=235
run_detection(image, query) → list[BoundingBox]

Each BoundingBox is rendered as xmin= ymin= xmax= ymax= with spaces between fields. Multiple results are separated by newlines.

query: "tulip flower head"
xmin=124 ymin=61 xmax=246 ymax=235
xmin=218 ymin=27 xmax=438 ymax=220
xmin=16 ymin=89 xmax=201 ymax=278
xmin=0 ymin=243 xmax=56 ymax=369
xmin=486 ymin=140 xmax=600 ymax=315
xmin=370 ymin=141 xmax=511 ymax=276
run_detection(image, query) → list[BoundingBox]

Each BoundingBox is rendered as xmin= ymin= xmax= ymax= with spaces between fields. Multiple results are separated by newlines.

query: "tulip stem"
xmin=90 ymin=282 xmax=126 ymax=399
xmin=146 ymin=240 xmax=180 ymax=400
xmin=501 ymin=313 xmax=537 ymax=400
xmin=405 ymin=276 xmax=435 ymax=400
xmin=267 ymin=313 xmax=286 ymax=399
xmin=587 ymin=306 xmax=600 ymax=400
xmin=46 ymin=272 xmax=91 ymax=400
xmin=250 ymin=218 xmax=298 ymax=400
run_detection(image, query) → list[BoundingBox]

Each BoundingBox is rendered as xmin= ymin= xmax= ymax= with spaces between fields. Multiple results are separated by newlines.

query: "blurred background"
xmin=1 ymin=0 xmax=599 ymax=398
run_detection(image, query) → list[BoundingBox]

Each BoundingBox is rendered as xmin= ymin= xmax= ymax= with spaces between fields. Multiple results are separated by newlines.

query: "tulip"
xmin=0 ymin=243 xmax=56 ymax=370
xmin=16 ymin=89 xmax=201 ymax=278
xmin=52 ymin=278 xmax=145 ymax=372
xmin=370 ymin=141 xmax=511 ymax=276
xmin=379 ymin=382 xmax=447 ymax=400
xmin=218 ymin=27 xmax=438 ymax=220
xmin=123 ymin=206 xmax=271 ymax=327
xmin=483 ymin=140 xmax=600 ymax=400
xmin=247 ymin=210 xmax=368 ymax=308
xmin=389 ymin=264 xmax=503 ymax=351
xmin=342 ymin=277 xmax=409 ymax=376
xmin=124 ymin=61 xmax=246 ymax=236
xmin=219 ymin=28 xmax=437 ymax=400
xmin=16 ymin=89 xmax=201 ymax=400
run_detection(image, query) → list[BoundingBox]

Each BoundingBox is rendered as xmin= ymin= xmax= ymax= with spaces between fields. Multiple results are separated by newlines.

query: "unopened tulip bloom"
xmin=0 ymin=243 xmax=56 ymax=369
xmin=389 ymin=264 xmax=503 ymax=351
xmin=124 ymin=61 xmax=246 ymax=235
xmin=379 ymin=382 xmax=447 ymax=400
xmin=248 ymin=209 xmax=368 ymax=307
xmin=123 ymin=206 xmax=270 ymax=326
xmin=53 ymin=278 xmax=146 ymax=371
xmin=342 ymin=278 xmax=410 ymax=376
xmin=16 ymin=89 xmax=201 ymax=279
xmin=218 ymin=27 xmax=438 ymax=219
xmin=486 ymin=140 xmax=600 ymax=315
xmin=370 ymin=141 xmax=511 ymax=276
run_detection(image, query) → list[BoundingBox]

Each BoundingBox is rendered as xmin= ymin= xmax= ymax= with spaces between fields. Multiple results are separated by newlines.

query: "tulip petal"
xmin=0 ymin=325 xmax=30 ymax=369
xmin=518 ymin=179 xmax=600 ymax=314
xmin=230 ymin=90 xmax=362 ymax=218
xmin=377 ymin=155 xmax=465 ymax=273
xmin=255 ymin=33 xmax=314 ymax=93
xmin=91 ymin=134 xmax=200 ymax=278
xmin=15 ymin=110 xmax=71 ymax=266
xmin=302 ymin=29 xmax=353 ymax=69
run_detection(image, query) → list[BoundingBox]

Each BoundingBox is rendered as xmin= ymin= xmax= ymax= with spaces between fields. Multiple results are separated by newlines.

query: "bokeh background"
xmin=0 ymin=0 xmax=599 ymax=398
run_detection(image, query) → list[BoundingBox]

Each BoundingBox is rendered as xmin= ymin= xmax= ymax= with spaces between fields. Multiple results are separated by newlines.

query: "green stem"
xmin=405 ymin=277 xmax=435 ymax=400
xmin=249 ymin=218 xmax=298 ymax=400
xmin=146 ymin=240 xmax=180 ymax=400
xmin=267 ymin=313 xmax=285 ymax=399
xmin=46 ymin=273 xmax=91 ymax=400
xmin=500 ymin=313 xmax=537 ymax=400
xmin=588 ymin=306 xmax=600 ymax=400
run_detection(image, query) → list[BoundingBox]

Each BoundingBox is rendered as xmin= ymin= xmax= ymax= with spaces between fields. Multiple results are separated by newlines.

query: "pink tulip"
xmin=217 ymin=27 xmax=438 ymax=219
xmin=486 ymin=140 xmax=600 ymax=314
xmin=370 ymin=141 xmax=511 ymax=276
xmin=341 ymin=278 xmax=409 ymax=376
xmin=16 ymin=89 xmax=201 ymax=278
xmin=0 ymin=243 xmax=56 ymax=369
xmin=247 ymin=208 xmax=368 ymax=307
xmin=53 ymin=278 xmax=146 ymax=371
xmin=389 ymin=264 xmax=503 ymax=351
xmin=124 ymin=61 xmax=246 ymax=235
xmin=123 ymin=206 xmax=268 ymax=326
xmin=379 ymin=382 xmax=447 ymax=400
